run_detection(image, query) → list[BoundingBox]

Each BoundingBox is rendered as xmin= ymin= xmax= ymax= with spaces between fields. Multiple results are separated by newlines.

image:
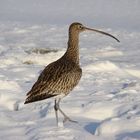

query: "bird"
xmin=24 ymin=22 xmax=120 ymax=125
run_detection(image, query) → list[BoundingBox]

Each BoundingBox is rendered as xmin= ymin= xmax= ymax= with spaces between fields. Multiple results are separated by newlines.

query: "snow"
xmin=0 ymin=0 xmax=140 ymax=140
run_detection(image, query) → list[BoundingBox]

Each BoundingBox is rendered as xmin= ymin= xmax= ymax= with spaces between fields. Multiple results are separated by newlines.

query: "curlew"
xmin=24 ymin=22 xmax=120 ymax=125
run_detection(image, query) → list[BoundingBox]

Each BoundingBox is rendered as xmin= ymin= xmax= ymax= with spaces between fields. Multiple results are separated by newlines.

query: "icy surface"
xmin=0 ymin=0 xmax=140 ymax=140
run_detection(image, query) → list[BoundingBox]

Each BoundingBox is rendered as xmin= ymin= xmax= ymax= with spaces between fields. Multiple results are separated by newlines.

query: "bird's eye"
xmin=78 ymin=25 xmax=83 ymax=29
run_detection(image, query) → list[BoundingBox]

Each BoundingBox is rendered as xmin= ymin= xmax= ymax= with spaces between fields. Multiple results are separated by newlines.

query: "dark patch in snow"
xmin=25 ymin=48 xmax=58 ymax=55
xmin=23 ymin=60 xmax=34 ymax=65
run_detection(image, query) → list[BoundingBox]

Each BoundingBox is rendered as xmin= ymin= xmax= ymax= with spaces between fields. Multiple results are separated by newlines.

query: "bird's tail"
xmin=24 ymin=93 xmax=56 ymax=104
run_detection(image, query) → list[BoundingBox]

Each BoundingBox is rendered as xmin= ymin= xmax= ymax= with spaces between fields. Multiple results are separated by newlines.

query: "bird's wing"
xmin=24 ymin=60 xmax=82 ymax=104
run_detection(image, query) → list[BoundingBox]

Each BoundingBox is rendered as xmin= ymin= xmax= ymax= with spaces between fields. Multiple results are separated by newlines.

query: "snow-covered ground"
xmin=0 ymin=0 xmax=140 ymax=140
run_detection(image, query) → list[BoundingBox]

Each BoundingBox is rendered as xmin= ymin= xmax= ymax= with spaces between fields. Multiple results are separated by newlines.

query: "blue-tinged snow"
xmin=0 ymin=0 xmax=140 ymax=140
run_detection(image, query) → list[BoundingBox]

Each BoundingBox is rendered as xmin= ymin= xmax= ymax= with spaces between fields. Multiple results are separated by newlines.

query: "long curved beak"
xmin=84 ymin=27 xmax=120 ymax=42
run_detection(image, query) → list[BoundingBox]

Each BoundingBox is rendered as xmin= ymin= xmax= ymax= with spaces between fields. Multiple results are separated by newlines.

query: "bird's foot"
xmin=63 ymin=117 xmax=78 ymax=124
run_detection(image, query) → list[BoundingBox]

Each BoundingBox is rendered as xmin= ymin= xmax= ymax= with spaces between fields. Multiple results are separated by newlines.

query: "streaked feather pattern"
xmin=25 ymin=57 xmax=82 ymax=104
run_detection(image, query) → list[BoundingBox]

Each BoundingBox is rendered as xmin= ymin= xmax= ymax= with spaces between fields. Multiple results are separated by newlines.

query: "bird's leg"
xmin=57 ymin=98 xmax=78 ymax=123
xmin=54 ymin=99 xmax=59 ymax=126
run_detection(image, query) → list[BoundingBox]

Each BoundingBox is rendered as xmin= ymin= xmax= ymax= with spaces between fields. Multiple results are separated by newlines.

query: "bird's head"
xmin=69 ymin=22 xmax=85 ymax=33
xmin=69 ymin=22 xmax=120 ymax=42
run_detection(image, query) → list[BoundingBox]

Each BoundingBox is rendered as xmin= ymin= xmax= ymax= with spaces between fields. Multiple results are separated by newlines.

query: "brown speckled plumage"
xmin=25 ymin=58 xmax=82 ymax=103
xmin=24 ymin=22 xmax=119 ymax=125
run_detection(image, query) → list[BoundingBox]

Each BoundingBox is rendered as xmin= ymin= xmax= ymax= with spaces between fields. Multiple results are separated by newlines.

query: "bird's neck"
xmin=64 ymin=32 xmax=80 ymax=64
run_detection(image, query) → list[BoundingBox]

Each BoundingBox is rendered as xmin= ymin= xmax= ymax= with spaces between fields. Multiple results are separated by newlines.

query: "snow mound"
xmin=84 ymin=61 xmax=120 ymax=72
xmin=95 ymin=118 xmax=140 ymax=138
xmin=124 ymin=69 xmax=140 ymax=78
